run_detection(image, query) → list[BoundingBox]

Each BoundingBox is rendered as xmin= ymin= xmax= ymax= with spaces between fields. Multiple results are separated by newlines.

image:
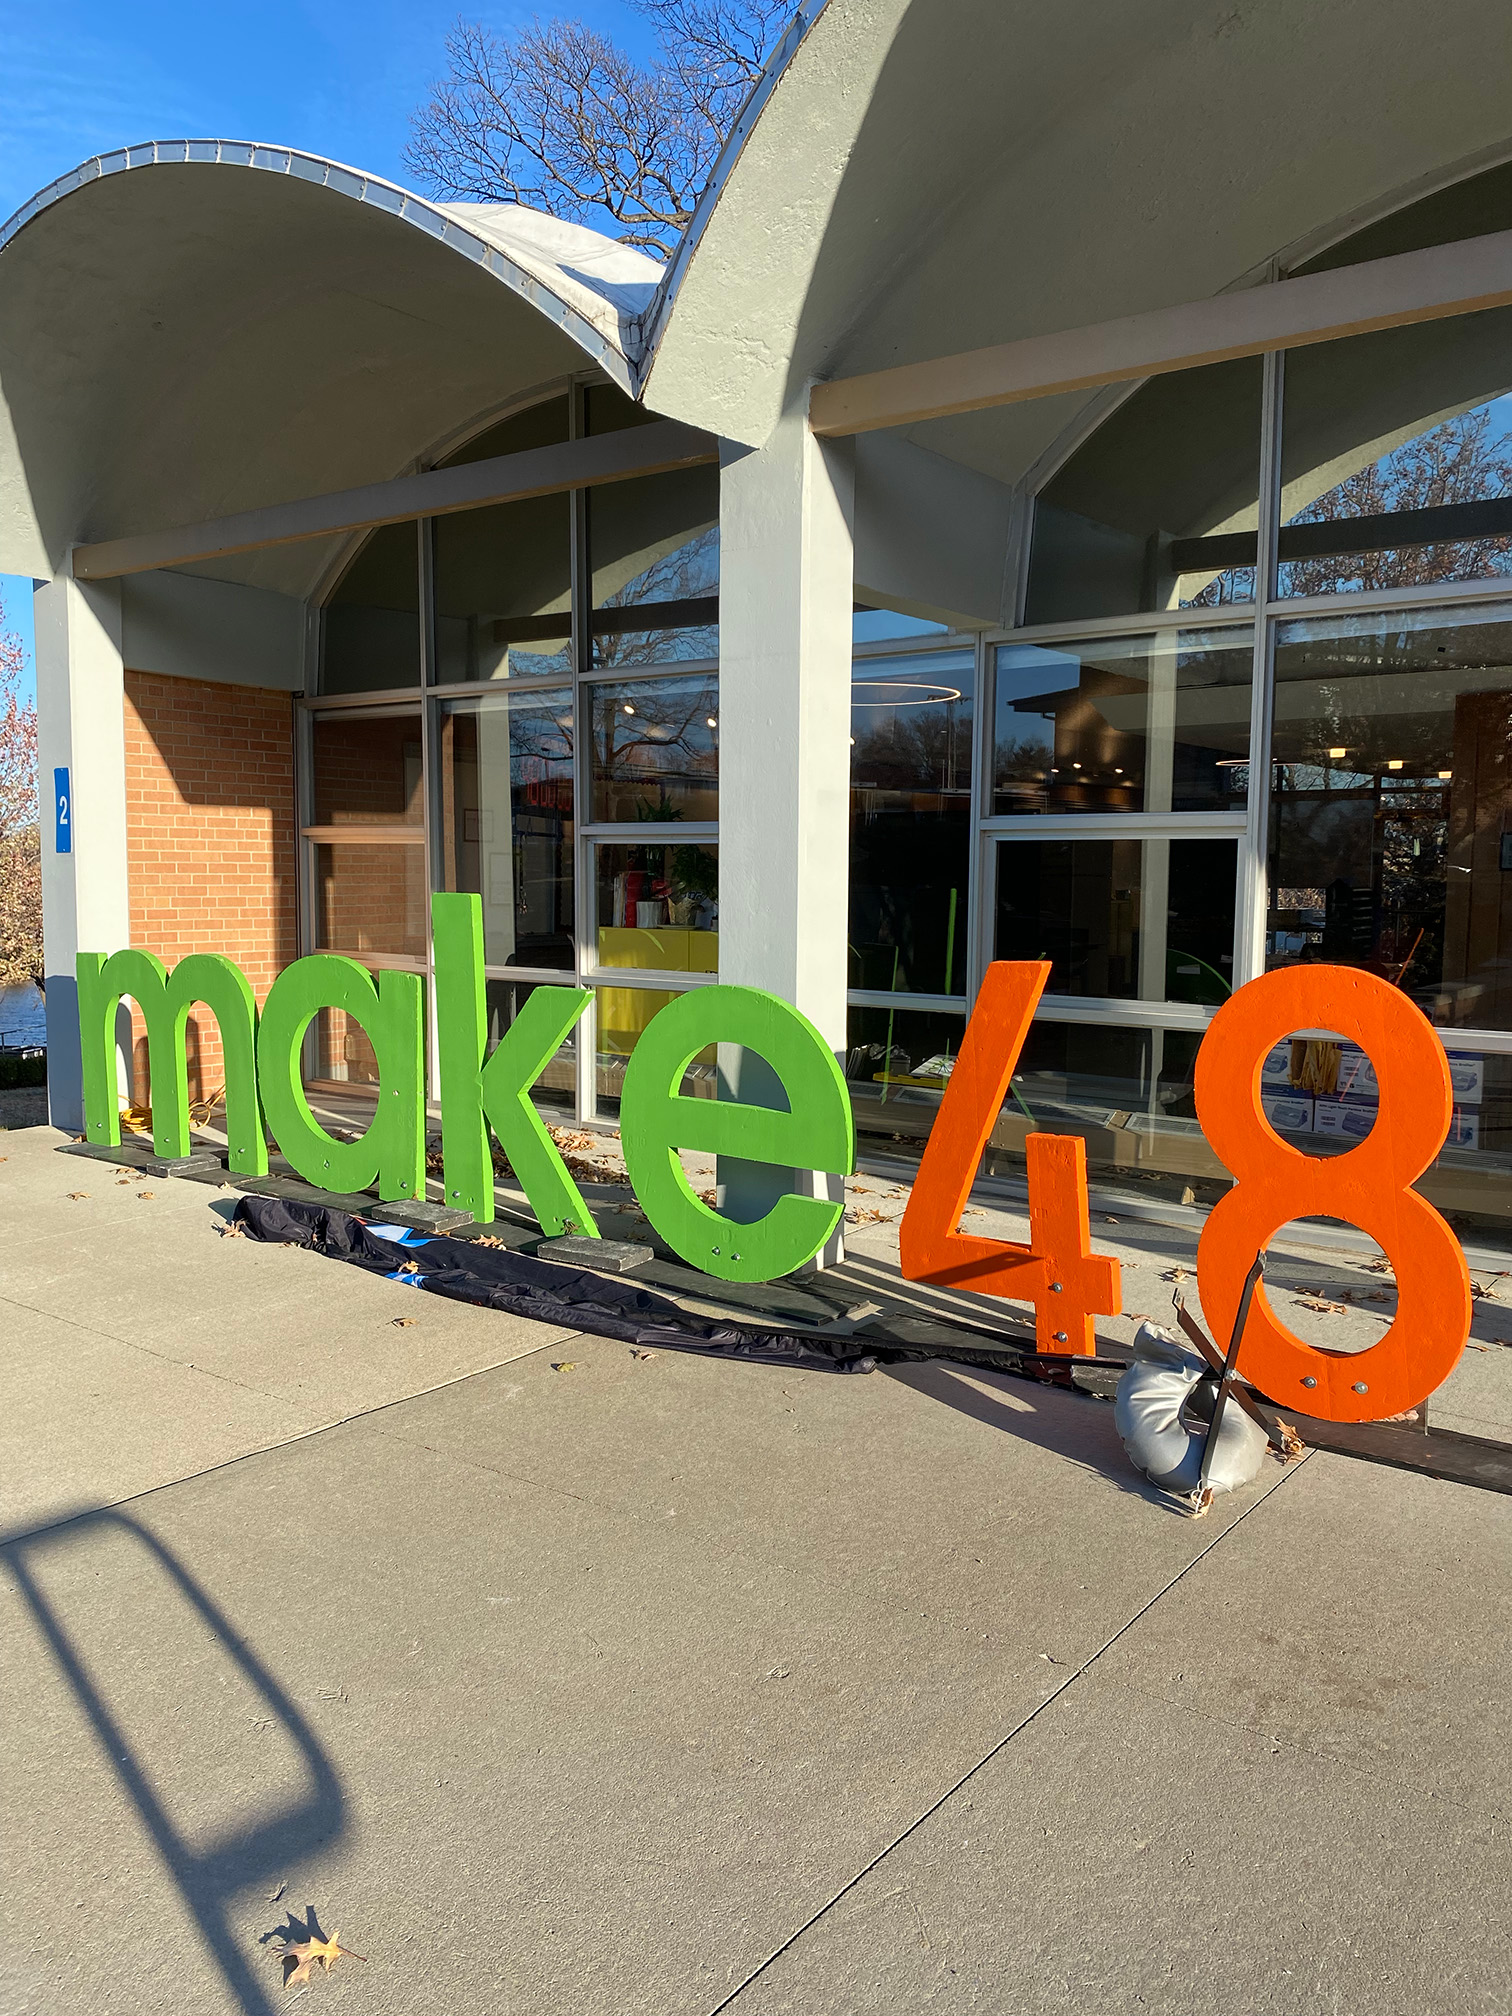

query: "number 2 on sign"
xmin=899 ymin=962 xmax=1120 ymax=1352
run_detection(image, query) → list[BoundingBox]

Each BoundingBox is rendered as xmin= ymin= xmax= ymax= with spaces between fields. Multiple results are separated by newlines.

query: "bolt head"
xmin=1352 ymin=1382 xmax=1368 ymax=1394
xmin=1050 ymin=1282 xmax=1063 ymax=1293
xmin=1054 ymin=1330 xmax=1068 ymax=1343
xmin=1302 ymin=1376 xmax=1317 ymax=1388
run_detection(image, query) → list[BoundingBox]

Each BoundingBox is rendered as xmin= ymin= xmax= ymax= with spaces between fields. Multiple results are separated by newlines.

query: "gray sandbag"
xmin=1115 ymin=1320 xmax=1268 ymax=1496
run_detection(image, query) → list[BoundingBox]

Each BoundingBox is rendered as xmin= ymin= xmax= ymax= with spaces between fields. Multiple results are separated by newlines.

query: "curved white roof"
xmin=0 ymin=142 xmax=663 ymax=585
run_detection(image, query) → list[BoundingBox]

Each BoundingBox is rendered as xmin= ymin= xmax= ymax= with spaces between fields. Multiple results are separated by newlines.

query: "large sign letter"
xmin=899 ymin=962 xmax=1120 ymax=1352
xmin=76 ymin=949 xmax=267 ymax=1175
xmin=1196 ymin=965 xmax=1470 ymax=1421
xmin=257 ymin=956 xmax=425 ymax=1203
xmin=431 ymin=892 xmax=595 ymax=1235
xmin=620 ymin=987 xmax=853 ymax=1283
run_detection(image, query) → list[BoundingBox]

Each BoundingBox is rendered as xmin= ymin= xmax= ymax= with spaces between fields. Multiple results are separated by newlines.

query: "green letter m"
xmin=76 ymin=950 xmax=267 ymax=1174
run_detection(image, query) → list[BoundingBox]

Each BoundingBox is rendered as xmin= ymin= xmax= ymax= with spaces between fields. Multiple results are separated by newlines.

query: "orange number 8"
xmin=1196 ymin=966 xmax=1470 ymax=1423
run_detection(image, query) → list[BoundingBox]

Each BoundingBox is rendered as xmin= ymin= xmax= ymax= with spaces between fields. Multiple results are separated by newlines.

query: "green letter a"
xmin=431 ymin=893 xmax=596 ymax=1235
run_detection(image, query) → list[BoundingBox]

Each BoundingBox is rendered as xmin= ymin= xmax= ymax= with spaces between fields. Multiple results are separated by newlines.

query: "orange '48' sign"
xmin=899 ymin=961 xmax=1473 ymax=1426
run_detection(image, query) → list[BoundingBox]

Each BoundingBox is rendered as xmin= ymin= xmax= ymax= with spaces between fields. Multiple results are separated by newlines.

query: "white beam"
xmin=35 ymin=572 xmax=130 ymax=1129
xmin=72 ymin=421 xmax=718 ymax=581
xmin=810 ymin=225 xmax=1512 ymax=437
xmin=716 ymin=408 xmax=855 ymax=1260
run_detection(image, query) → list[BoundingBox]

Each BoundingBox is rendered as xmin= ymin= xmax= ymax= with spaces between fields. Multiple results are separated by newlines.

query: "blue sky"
xmin=0 ymin=0 xmax=655 ymax=704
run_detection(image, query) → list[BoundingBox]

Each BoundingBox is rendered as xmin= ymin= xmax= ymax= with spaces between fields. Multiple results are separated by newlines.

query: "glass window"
xmin=321 ymin=524 xmax=421 ymax=693
xmin=1267 ymin=604 xmax=1512 ymax=1031
xmin=995 ymin=836 xmax=1238 ymax=1003
xmin=310 ymin=710 xmax=423 ymax=828
xmin=1025 ymin=358 xmax=1263 ymax=624
xmin=845 ymin=1004 xmax=967 ymax=1154
xmin=588 ymin=465 xmax=719 ymax=666
xmin=594 ymin=841 xmax=718 ymax=973
xmin=593 ymin=987 xmax=715 ymax=1117
xmin=589 ymin=673 xmax=719 ymax=824
xmin=433 ymin=397 xmax=574 ymax=683
xmin=853 ymin=607 xmax=950 ymax=644
xmin=1278 ymin=310 xmax=1512 ymax=599
xmin=980 ymin=1021 xmax=1222 ymax=1206
xmin=850 ymin=648 xmax=973 ymax=996
xmin=439 ymin=690 xmax=574 ymax=970
xmin=992 ymin=630 xmax=1252 ymax=815
xmin=314 ymin=842 xmax=428 ymax=960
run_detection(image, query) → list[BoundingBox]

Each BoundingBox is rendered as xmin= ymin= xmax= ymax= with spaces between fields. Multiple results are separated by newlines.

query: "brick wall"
xmin=124 ymin=673 xmax=298 ymax=1105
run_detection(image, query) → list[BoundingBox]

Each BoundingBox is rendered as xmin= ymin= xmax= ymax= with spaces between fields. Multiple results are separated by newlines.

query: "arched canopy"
xmin=0 ymin=142 xmax=662 ymax=594
xmin=643 ymin=0 xmax=1512 ymax=488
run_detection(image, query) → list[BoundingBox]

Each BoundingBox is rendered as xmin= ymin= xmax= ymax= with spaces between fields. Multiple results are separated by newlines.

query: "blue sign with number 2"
xmin=54 ymin=767 xmax=71 ymax=854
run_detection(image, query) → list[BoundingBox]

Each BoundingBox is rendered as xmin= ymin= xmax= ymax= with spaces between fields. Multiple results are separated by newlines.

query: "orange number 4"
xmin=899 ymin=962 xmax=1121 ymax=1352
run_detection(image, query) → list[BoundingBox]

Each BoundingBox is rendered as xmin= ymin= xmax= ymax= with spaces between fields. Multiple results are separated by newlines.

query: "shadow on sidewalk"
xmin=2 ymin=1509 xmax=344 ymax=2015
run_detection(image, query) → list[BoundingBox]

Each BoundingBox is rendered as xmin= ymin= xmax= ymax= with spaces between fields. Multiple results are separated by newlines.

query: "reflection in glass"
xmin=314 ymin=843 xmax=428 ymax=959
xmin=593 ymin=987 xmax=715 ymax=1117
xmin=594 ymin=842 xmax=717 ymax=972
xmin=589 ymin=674 xmax=718 ymax=823
xmin=1278 ymin=310 xmax=1512 ymax=598
xmin=980 ymin=1021 xmax=1223 ymax=1204
xmin=1025 ymin=358 xmax=1263 ymax=623
xmin=588 ymin=465 xmax=720 ymax=665
xmin=853 ymin=608 xmax=950 ymax=644
xmin=321 ymin=524 xmax=421 ymax=692
xmin=993 ymin=631 xmax=1252 ymax=815
xmin=440 ymin=691 xmax=574 ymax=969
xmin=1267 ymin=606 xmax=1512 ymax=1031
xmin=845 ymin=1004 xmax=967 ymax=1152
xmin=995 ymin=837 xmax=1237 ymax=1003
xmin=310 ymin=711 xmax=423 ymax=827
xmin=849 ymin=650 xmax=973 ymax=995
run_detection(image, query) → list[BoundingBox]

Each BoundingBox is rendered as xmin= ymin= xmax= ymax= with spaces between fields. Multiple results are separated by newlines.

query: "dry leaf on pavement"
xmin=138 ymin=1191 xmax=156 ymax=1200
xmin=65 ymin=1191 xmax=88 ymax=1200
xmin=552 ymin=1360 xmax=577 ymax=1372
xmin=282 ymin=1930 xmax=365 ymax=1986
xmin=1297 ymin=1297 xmax=1346 ymax=1314
xmin=392 ymin=1316 xmax=416 ymax=1328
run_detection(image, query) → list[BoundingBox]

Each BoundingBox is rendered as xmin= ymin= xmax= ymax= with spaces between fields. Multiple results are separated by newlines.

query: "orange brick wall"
xmin=124 ymin=672 xmax=298 ymax=1105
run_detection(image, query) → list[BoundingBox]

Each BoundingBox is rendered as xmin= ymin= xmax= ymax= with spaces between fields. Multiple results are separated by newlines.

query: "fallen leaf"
xmin=220 ymin=1221 xmax=247 ymax=1239
xmin=551 ymin=1360 xmax=577 ymax=1372
xmin=282 ymin=1931 xmax=365 ymax=1986
xmin=1297 ymin=1297 xmax=1346 ymax=1314
xmin=631 ymin=1348 xmax=657 ymax=1361
xmin=392 ymin=1316 xmax=416 ymax=1328
xmin=65 ymin=1191 xmax=89 ymax=1200
xmin=268 ymin=1881 xmax=286 ymax=1904
xmin=1161 ymin=1266 xmax=1189 ymax=1282
xmin=138 ymin=1191 xmax=156 ymax=1201
xmin=1104 ymin=1215 xmax=1119 ymax=1224
xmin=474 ymin=1234 xmax=505 ymax=1248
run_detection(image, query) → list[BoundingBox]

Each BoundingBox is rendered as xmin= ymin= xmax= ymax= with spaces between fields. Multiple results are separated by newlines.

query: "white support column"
xmin=35 ymin=571 xmax=129 ymax=1131
xmin=716 ymin=408 xmax=855 ymax=1252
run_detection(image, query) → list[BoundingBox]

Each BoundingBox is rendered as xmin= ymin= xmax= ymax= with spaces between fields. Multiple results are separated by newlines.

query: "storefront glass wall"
xmin=305 ymin=378 xmax=720 ymax=1119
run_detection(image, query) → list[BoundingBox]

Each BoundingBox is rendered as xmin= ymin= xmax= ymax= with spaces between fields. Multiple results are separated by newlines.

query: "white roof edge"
xmin=640 ymin=0 xmax=832 ymax=377
xmin=0 ymin=139 xmax=645 ymax=392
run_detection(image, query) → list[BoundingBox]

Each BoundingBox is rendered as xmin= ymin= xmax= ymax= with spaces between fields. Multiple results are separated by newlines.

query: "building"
xmin=6 ymin=0 xmax=1512 ymax=1235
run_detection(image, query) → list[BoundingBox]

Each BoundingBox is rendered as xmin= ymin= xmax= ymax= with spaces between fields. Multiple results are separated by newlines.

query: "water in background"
xmin=0 ymin=983 xmax=45 ymax=1048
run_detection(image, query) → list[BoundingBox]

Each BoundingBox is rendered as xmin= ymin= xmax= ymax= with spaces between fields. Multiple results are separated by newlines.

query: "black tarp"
xmin=231 ymin=1195 xmax=879 ymax=1373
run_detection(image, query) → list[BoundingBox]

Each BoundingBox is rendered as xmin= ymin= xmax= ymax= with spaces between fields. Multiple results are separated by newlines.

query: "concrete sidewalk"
xmin=2 ymin=1123 xmax=1509 ymax=2014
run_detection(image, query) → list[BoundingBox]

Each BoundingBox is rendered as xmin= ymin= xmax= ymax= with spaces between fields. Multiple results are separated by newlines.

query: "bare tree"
xmin=406 ymin=1 xmax=792 ymax=258
xmin=0 ymin=589 xmax=41 ymax=994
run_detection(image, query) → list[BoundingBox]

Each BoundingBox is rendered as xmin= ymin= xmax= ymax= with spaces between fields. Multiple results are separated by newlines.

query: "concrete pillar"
xmin=715 ymin=409 xmax=854 ymax=1250
xmin=35 ymin=571 xmax=129 ymax=1130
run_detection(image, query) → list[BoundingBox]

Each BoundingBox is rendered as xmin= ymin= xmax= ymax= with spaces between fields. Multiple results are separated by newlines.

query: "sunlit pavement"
xmin=2 ymin=1121 xmax=1509 ymax=2015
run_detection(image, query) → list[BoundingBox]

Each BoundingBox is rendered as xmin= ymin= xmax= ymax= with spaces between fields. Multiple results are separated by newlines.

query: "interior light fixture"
xmin=1114 ymin=767 xmax=1124 ymax=774
xmin=1072 ymin=762 xmax=1082 ymax=769
xmin=1328 ymin=747 xmax=1348 ymax=759
xmin=1387 ymin=758 xmax=1403 ymax=770
xmin=623 ymin=703 xmax=636 ymax=715
xmin=1439 ymin=769 xmax=1453 ymax=780
xmin=706 ymin=716 xmax=717 ymax=728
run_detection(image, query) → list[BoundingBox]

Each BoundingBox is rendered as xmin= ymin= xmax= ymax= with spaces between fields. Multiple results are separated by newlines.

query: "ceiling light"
xmin=1114 ymin=767 xmax=1123 ymax=774
xmin=1387 ymin=758 xmax=1403 ymax=770
xmin=1328 ymin=747 xmax=1348 ymax=759
xmin=1439 ymin=769 xmax=1453 ymax=780
xmin=1072 ymin=762 xmax=1082 ymax=770
xmin=623 ymin=703 xmax=636 ymax=716
xmin=706 ymin=716 xmax=717 ymax=728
